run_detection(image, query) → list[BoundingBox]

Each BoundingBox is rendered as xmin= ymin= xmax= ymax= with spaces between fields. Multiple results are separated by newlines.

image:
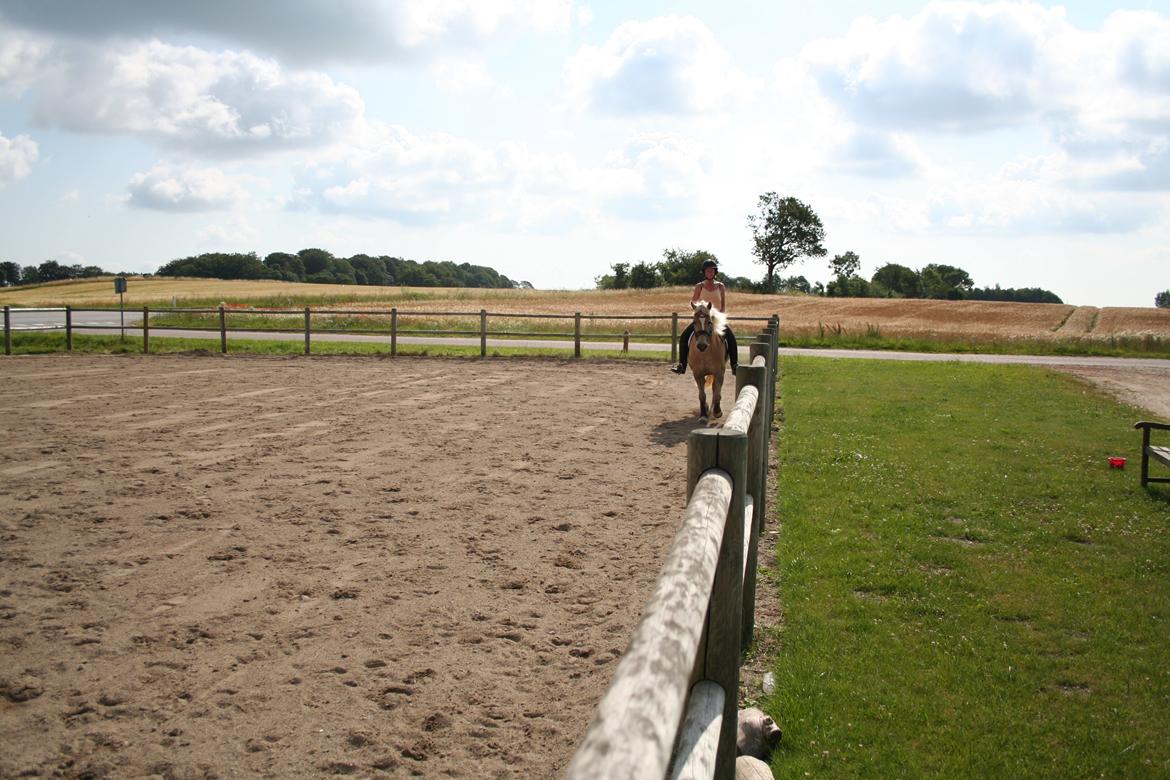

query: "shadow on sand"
xmin=650 ymin=414 xmax=723 ymax=447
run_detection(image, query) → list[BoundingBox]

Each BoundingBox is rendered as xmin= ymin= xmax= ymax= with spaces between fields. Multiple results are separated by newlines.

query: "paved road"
xmin=3 ymin=308 xmax=130 ymax=330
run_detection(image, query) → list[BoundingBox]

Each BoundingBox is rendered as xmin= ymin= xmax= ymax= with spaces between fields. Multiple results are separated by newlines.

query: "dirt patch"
xmin=1056 ymin=366 xmax=1170 ymax=420
xmin=0 ymin=354 xmax=703 ymax=778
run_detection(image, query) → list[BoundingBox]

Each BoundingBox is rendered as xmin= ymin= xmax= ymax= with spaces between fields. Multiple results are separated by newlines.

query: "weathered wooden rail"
xmin=2 ymin=305 xmax=772 ymax=360
xmin=566 ymin=317 xmax=779 ymax=780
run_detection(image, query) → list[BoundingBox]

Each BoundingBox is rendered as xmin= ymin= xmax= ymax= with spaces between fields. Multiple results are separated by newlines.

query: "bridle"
xmin=693 ymin=306 xmax=714 ymax=351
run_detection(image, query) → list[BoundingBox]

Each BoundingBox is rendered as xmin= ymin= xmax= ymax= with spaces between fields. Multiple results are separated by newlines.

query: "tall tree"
xmin=0 ymin=261 xmax=21 ymax=286
xmin=1156 ymin=290 xmax=1170 ymax=308
xmin=870 ymin=263 xmax=921 ymax=297
xmin=747 ymin=193 xmax=826 ymax=289
xmin=658 ymin=248 xmax=718 ymax=286
xmin=920 ymin=263 xmax=974 ymax=300
xmin=629 ymin=261 xmax=660 ymax=289
xmin=829 ymin=251 xmax=860 ymax=279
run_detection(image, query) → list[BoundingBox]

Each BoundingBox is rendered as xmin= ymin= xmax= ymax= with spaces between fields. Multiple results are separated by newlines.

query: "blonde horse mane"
xmin=710 ymin=307 xmax=727 ymax=337
xmin=693 ymin=301 xmax=727 ymax=337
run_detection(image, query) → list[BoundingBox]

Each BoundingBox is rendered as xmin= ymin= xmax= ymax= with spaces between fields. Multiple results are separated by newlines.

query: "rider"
xmin=671 ymin=259 xmax=738 ymax=375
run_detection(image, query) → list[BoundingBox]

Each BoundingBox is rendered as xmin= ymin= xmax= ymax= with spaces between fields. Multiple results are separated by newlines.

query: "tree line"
xmin=1 ymin=260 xmax=112 ymax=286
xmin=155 ymin=249 xmax=521 ymax=289
xmin=596 ymin=193 xmax=1064 ymax=304
xmin=1 ymin=249 xmax=523 ymax=290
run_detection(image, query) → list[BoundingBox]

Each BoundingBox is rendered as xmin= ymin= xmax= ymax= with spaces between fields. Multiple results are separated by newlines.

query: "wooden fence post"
xmin=143 ymin=306 xmax=150 ymax=354
xmin=735 ymin=360 xmax=768 ymax=651
xmin=390 ymin=308 xmax=397 ymax=356
xmin=686 ymin=427 xmax=747 ymax=780
xmin=751 ymin=340 xmax=772 ymax=440
xmin=623 ymin=330 xmax=629 ymax=354
xmin=671 ymin=312 xmax=679 ymax=364
xmin=574 ymin=312 xmax=582 ymax=359
xmin=218 ymin=305 xmax=227 ymax=354
xmin=65 ymin=305 xmax=73 ymax=352
xmin=480 ymin=309 xmax=488 ymax=358
xmin=4 ymin=305 xmax=11 ymax=355
xmin=304 ymin=307 xmax=311 ymax=355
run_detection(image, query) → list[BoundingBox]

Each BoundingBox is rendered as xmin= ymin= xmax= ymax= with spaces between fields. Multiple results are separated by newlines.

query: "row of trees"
xmin=2 ymin=249 xmax=523 ymax=290
xmin=153 ymin=249 xmax=522 ymax=288
xmin=596 ymin=193 xmax=1061 ymax=303
xmin=827 ymin=257 xmax=1062 ymax=302
xmin=1 ymin=260 xmax=112 ymax=286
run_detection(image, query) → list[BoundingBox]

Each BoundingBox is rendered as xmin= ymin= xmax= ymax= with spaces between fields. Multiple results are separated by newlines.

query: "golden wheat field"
xmin=3 ymin=276 xmax=1169 ymax=342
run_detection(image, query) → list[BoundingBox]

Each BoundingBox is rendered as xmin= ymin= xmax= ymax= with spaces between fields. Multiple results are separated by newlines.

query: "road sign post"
xmin=114 ymin=277 xmax=127 ymax=342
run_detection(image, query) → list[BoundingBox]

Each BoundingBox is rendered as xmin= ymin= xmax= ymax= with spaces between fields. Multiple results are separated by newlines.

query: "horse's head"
xmin=691 ymin=300 xmax=714 ymax=352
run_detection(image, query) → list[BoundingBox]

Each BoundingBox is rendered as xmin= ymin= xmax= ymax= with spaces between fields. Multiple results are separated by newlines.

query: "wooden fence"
xmin=565 ymin=317 xmax=779 ymax=780
xmin=2 ymin=305 xmax=774 ymax=360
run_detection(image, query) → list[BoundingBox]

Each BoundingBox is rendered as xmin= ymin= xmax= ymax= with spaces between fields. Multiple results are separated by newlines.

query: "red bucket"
xmin=1108 ymin=457 xmax=1126 ymax=469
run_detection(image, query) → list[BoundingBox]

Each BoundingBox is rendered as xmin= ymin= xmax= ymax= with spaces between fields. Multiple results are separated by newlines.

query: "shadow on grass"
xmin=1140 ymin=485 xmax=1170 ymax=507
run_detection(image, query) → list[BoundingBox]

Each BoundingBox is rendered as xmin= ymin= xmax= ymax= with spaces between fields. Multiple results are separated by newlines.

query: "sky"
xmin=1 ymin=0 xmax=1168 ymax=307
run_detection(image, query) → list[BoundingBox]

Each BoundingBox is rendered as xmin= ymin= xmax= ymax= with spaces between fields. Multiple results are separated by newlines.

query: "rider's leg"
xmin=672 ymin=324 xmax=694 ymax=373
xmin=725 ymin=326 xmax=739 ymax=371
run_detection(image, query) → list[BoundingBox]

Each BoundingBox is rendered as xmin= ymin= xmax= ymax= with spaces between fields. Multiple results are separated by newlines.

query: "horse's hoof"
xmin=713 ymin=406 xmax=722 ymax=417
xmin=699 ymin=416 xmax=708 ymax=424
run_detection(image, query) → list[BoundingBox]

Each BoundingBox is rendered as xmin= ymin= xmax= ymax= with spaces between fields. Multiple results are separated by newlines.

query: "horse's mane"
xmin=696 ymin=302 xmax=727 ymax=337
xmin=708 ymin=306 xmax=727 ymax=337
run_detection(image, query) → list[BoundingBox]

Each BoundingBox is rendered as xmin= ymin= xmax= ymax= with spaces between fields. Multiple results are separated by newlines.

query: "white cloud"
xmin=199 ymin=215 xmax=259 ymax=245
xmin=799 ymin=2 xmax=1170 ymax=192
xmin=0 ymin=0 xmax=577 ymax=65
xmin=288 ymin=122 xmax=712 ymax=228
xmin=827 ymin=130 xmax=925 ymax=179
xmin=53 ymin=250 xmax=86 ymax=266
xmin=800 ymin=1 xmax=1061 ymax=133
xmin=15 ymin=38 xmax=362 ymax=154
xmin=599 ymin=134 xmax=711 ymax=219
xmin=59 ymin=189 xmax=79 ymax=204
xmin=870 ymin=183 xmax=1158 ymax=236
xmin=127 ymin=162 xmax=250 ymax=211
xmin=564 ymin=15 xmax=754 ymax=116
xmin=430 ymin=57 xmax=495 ymax=94
xmin=0 ymin=131 xmax=38 ymax=183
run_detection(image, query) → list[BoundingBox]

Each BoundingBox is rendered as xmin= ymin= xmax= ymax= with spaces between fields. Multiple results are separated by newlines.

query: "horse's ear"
xmin=691 ymin=301 xmax=700 ymax=311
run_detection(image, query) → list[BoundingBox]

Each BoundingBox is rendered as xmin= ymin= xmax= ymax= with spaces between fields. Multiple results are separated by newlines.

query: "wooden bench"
xmin=1134 ymin=421 xmax=1170 ymax=487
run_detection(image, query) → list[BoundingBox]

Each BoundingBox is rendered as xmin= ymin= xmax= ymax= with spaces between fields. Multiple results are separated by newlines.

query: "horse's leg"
xmin=694 ymin=372 xmax=708 ymax=420
xmin=712 ymin=370 xmax=723 ymax=418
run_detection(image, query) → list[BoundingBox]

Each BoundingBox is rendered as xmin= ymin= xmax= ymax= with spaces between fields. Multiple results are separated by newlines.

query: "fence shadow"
xmin=650 ymin=416 xmax=701 ymax=447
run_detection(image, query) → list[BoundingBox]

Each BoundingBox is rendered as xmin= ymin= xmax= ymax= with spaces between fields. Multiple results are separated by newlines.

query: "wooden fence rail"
xmin=2 ymin=306 xmax=775 ymax=360
xmin=566 ymin=317 xmax=779 ymax=780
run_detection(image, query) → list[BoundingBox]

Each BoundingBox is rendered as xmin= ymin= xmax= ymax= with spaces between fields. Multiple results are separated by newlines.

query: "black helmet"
xmin=701 ymin=259 xmax=718 ymax=271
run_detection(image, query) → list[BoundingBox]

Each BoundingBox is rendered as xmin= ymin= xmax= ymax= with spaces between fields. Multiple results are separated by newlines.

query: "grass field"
xmin=766 ymin=358 xmax=1170 ymax=778
xmin=3 ymin=277 xmax=1169 ymax=356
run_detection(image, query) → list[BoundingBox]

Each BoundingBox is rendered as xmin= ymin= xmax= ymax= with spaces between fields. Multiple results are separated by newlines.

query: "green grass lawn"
xmin=766 ymin=357 xmax=1170 ymax=778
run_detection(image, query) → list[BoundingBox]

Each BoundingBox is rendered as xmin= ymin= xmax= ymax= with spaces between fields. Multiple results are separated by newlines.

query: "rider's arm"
xmin=691 ymin=283 xmax=703 ymax=303
xmin=718 ymin=284 xmax=726 ymax=312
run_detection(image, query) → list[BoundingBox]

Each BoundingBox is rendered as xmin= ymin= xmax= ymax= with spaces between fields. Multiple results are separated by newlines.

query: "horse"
xmin=687 ymin=300 xmax=728 ymax=421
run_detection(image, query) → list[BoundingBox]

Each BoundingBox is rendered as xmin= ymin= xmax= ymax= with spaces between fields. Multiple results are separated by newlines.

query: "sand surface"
xmin=0 ymin=354 xmax=700 ymax=779
xmin=2 ymin=352 xmax=1164 ymax=779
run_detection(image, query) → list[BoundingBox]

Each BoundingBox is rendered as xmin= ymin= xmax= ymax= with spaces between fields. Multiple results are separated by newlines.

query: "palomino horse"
xmin=687 ymin=300 xmax=728 ymax=421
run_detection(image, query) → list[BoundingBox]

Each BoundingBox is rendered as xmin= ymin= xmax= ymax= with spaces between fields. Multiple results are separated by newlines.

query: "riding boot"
xmin=671 ymin=360 xmax=687 ymax=374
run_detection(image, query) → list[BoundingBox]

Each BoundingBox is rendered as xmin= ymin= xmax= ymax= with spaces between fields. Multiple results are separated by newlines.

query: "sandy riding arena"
xmin=0 ymin=354 xmax=699 ymax=778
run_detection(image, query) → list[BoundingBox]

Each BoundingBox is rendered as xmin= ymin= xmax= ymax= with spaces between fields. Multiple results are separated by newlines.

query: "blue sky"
xmin=1 ymin=0 xmax=1168 ymax=306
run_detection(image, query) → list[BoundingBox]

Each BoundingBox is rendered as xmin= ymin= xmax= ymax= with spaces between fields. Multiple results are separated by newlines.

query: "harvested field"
xmin=0 ymin=354 xmax=699 ymax=778
xmin=5 ymin=278 xmax=1169 ymax=344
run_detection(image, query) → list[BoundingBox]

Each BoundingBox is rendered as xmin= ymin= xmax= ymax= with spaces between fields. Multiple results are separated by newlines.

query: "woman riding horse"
xmin=671 ymin=259 xmax=738 ymax=375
